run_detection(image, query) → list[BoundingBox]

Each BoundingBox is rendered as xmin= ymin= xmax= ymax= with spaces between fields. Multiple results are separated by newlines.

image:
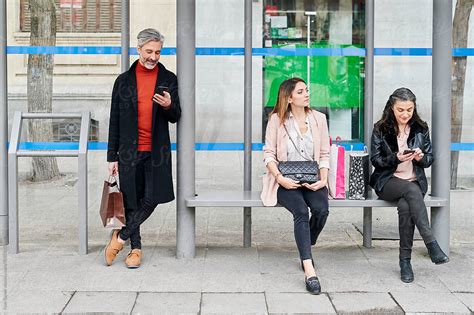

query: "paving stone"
xmin=2 ymin=290 xmax=72 ymax=313
xmin=260 ymin=273 xmax=308 ymax=293
xmin=139 ymin=271 xmax=204 ymax=292
xmin=132 ymin=292 xmax=201 ymax=314
xmin=390 ymin=291 xmax=471 ymax=314
xmin=329 ymin=292 xmax=403 ymax=314
xmin=63 ymin=291 xmax=137 ymax=313
xmin=201 ymin=271 xmax=264 ymax=293
xmin=201 ymin=293 xmax=266 ymax=314
xmin=266 ymin=292 xmax=336 ymax=314
xmin=454 ymin=293 xmax=474 ymax=313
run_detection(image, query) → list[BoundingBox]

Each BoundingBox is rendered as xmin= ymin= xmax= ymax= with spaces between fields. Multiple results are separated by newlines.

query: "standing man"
xmin=104 ymin=28 xmax=181 ymax=268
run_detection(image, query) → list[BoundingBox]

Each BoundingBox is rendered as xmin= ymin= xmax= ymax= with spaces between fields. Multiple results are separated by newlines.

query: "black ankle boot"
xmin=426 ymin=240 xmax=450 ymax=264
xmin=399 ymin=258 xmax=414 ymax=283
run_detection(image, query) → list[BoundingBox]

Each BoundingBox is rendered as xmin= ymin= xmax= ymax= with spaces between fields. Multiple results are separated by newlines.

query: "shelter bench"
xmin=185 ymin=191 xmax=447 ymax=248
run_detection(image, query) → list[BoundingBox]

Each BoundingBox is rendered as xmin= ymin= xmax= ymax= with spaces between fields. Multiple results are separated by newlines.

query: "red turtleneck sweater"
xmin=136 ymin=61 xmax=158 ymax=152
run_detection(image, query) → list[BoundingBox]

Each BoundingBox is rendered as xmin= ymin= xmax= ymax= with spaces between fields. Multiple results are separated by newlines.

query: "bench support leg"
xmin=363 ymin=207 xmax=372 ymax=248
xmin=243 ymin=207 xmax=251 ymax=247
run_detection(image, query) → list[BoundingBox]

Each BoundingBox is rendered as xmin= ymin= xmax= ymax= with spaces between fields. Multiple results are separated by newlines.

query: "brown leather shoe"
xmin=125 ymin=249 xmax=142 ymax=269
xmin=104 ymin=229 xmax=124 ymax=266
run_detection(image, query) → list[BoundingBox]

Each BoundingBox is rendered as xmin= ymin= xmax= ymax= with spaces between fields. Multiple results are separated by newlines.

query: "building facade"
xmin=5 ymin=0 xmax=473 ymax=178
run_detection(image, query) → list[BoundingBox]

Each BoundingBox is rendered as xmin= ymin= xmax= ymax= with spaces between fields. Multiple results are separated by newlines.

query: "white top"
xmin=286 ymin=112 xmax=314 ymax=161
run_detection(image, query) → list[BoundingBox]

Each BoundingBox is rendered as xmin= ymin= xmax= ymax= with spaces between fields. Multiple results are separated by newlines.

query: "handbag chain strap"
xmin=282 ymin=122 xmax=312 ymax=162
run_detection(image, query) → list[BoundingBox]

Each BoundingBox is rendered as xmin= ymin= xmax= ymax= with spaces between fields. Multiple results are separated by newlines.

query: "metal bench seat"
xmin=185 ymin=191 xmax=447 ymax=208
xmin=185 ymin=191 xmax=447 ymax=248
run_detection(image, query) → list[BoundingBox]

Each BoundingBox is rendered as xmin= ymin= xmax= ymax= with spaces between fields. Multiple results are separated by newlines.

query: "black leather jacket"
xmin=369 ymin=121 xmax=433 ymax=194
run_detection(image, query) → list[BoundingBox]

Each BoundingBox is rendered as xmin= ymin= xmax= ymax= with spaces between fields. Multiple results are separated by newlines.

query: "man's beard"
xmin=141 ymin=57 xmax=157 ymax=69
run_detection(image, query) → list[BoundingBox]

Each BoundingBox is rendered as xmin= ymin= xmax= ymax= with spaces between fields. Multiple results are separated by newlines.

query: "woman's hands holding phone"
xmin=397 ymin=147 xmax=423 ymax=162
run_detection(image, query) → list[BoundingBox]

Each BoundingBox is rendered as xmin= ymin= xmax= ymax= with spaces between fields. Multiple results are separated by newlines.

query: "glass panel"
xmin=262 ymin=0 xmax=365 ymax=142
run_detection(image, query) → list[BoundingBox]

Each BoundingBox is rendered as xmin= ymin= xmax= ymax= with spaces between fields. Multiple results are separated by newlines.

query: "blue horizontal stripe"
xmin=374 ymin=48 xmax=432 ymax=56
xmin=14 ymin=142 xmax=474 ymax=151
xmin=453 ymin=48 xmax=474 ymax=57
xmin=6 ymin=46 xmax=474 ymax=56
xmin=451 ymin=143 xmax=474 ymax=151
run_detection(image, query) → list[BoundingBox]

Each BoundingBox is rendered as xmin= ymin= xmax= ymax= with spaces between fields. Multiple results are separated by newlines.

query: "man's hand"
xmin=152 ymin=91 xmax=172 ymax=109
xmin=108 ymin=162 xmax=119 ymax=177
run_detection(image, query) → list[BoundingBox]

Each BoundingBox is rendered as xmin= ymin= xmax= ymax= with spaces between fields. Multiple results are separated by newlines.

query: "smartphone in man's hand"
xmin=156 ymin=86 xmax=169 ymax=96
xmin=403 ymin=149 xmax=416 ymax=155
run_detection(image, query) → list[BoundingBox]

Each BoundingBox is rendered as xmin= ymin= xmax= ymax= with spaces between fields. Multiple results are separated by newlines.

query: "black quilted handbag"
xmin=278 ymin=122 xmax=320 ymax=184
xmin=278 ymin=160 xmax=320 ymax=184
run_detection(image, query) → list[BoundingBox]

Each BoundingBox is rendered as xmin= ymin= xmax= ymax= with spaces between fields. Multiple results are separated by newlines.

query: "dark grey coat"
xmin=107 ymin=60 xmax=181 ymax=209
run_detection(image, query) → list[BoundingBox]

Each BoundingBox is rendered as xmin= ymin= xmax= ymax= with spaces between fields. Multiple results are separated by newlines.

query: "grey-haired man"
xmin=105 ymin=28 xmax=181 ymax=268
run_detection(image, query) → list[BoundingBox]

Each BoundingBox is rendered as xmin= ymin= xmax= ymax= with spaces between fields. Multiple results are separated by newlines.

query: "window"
xmin=262 ymin=0 xmax=366 ymax=141
xmin=20 ymin=0 xmax=122 ymax=33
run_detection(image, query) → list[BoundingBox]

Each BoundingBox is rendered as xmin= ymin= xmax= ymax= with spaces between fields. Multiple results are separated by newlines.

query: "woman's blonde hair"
xmin=270 ymin=77 xmax=310 ymax=123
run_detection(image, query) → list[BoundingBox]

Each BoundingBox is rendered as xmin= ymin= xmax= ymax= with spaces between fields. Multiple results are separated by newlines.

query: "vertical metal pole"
xmin=7 ymin=112 xmax=21 ymax=254
xmin=176 ymin=0 xmax=196 ymax=259
xmin=121 ymin=0 xmax=130 ymax=72
xmin=431 ymin=0 xmax=452 ymax=255
xmin=363 ymin=0 xmax=374 ymax=248
xmin=0 ymin=0 xmax=8 ymax=245
xmin=78 ymin=112 xmax=90 ymax=255
xmin=306 ymin=14 xmax=311 ymax=90
xmin=304 ymin=12 xmax=316 ymax=93
xmin=243 ymin=0 xmax=252 ymax=248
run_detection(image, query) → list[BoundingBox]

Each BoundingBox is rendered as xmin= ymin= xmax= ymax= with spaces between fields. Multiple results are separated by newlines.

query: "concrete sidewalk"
xmin=0 ymin=152 xmax=472 ymax=314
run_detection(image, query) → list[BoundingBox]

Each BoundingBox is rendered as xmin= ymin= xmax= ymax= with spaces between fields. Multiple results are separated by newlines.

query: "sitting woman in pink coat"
xmin=261 ymin=78 xmax=330 ymax=295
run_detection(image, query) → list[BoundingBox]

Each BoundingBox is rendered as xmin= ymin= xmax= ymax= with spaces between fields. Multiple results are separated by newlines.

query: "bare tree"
xmin=451 ymin=0 xmax=473 ymax=189
xmin=27 ymin=0 xmax=60 ymax=181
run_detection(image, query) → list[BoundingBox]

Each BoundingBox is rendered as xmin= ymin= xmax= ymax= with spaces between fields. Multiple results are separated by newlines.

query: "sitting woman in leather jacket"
xmin=370 ymin=87 xmax=449 ymax=283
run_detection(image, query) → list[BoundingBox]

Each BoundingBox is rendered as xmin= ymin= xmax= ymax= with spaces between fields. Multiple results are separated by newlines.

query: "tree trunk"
xmin=450 ymin=0 xmax=473 ymax=189
xmin=27 ymin=0 xmax=60 ymax=182
xmin=314 ymin=0 xmax=329 ymax=42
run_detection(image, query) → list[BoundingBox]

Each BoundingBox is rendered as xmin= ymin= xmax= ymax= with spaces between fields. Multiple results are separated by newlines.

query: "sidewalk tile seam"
xmin=388 ymin=291 xmax=406 ymax=314
xmin=199 ymin=291 xmax=203 ymax=315
xmin=129 ymin=291 xmax=139 ymax=314
xmin=346 ymin=226 xmax=373 ymax=266
xmin=453 ymin=292 xmax=474 ymax=313
xmin=453 ymin=291 xmax=474 ymax=294
xmin=59 ymin=290 xmax=76 ymax=314
xmin=263 ymin=291 xmax=270 ymax=314
xmin=326 ymin=292 xmax=338 ymax=313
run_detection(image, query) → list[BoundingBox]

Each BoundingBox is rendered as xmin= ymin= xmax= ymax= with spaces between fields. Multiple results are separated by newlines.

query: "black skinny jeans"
xmin=377 ymin=177 xmax=435 ymax=259
xmin=119 ymin=151 xmax=159 ymax=249
xmin=277 ymin=186 xmax=329 ymax=261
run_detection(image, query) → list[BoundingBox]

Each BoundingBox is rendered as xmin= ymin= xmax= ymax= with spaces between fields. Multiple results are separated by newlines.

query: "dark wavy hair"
xmin=374 ymin=87 xmax=427 ymax=135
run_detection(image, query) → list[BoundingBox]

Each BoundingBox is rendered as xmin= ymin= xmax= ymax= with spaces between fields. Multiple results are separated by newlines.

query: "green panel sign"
xmin=264 ymin=44 xmax=364 ymax=110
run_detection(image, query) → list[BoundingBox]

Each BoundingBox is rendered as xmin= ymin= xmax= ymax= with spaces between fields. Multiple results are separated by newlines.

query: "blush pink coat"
xmin=261 ymin=110 xmax=330 ymax=206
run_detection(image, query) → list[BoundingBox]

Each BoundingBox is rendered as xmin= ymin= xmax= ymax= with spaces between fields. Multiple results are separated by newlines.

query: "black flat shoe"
xmin=399 ymin=258 xmax=414 ymax=283
xmin=426 ymin=240 xmax=450 ymax=264
xmin=301 ymin=259 xmax=315 ymax=271
xmin=305 ymin=276 xmax=321 ymax=295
